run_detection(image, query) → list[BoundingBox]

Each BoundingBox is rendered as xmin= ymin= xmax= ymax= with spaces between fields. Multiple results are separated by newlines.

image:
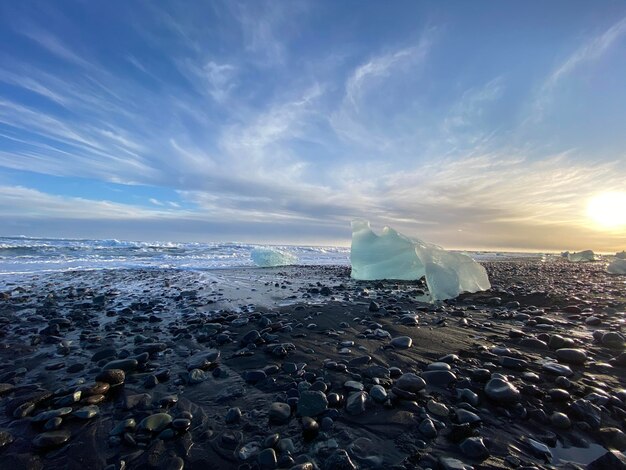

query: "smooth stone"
xmin=110 ymin=418 xmax=136 ymax=435
xmin=33 ymin=430 xmax=71 ymax=449
xmin=484 ymin=377 xmax=520 ymax=403
xmin=527 ymin=438 xmax=552 ymax=458
xmin=426 ymin=400 xmax=449 ymax=417
xmin=297 ymin=390 xmax=328 ymax=417
xmin=427 ymin=362 xmax=451 ymax=371
xmin=460 ymin=436 xmax=489 ymax=459
xmin=456 ymin=408 xmax=481 ymax=425
xmin=258 ymin=448 xmax=278 ymax=470
xmin=602 ymin=332 xmax=625 ymax=349
xmin=556 ymin=348 xmax=587 ymax=365
xmin=422 ymin=370 xmax=457 ymax=387
xmin=343 ymin=381 xmax=364 ymax=392
xmin=269 ymin=402 xmax=291 ymax=424
xmin=172 ymin=418 xmax=191 ymax=432
xmin=73 ymin=405 xmax=99 ymax=419
xmin=598 ymin=427 xmax=626 ymax=452
xmin=570 ymin=399 xmax=602 ymax=429
xmin=395 ymin=373 xmax=426 ymax=393
xmin=139 ymin=413 xmax=173 ymax=432
xmin=419 ymin=418 xmax=437 ymax=438
xmin=542 ymin=362 xmax=574 ymax=377
xmin=102 ymin=359 xmax=138 ymax=372
xmin=390 ymin=336 xmax=412 ymax=349
xmin=369 ymin=385 xmax=388 ymax=402
xmin=550 ymin=412 xmax=571 ymax=429
xmin=0 ymin=430 xmax=14 ymax=449
xmin=456 ymin=388 xmax=479 ymax=406
xmin=346 ymin=391 xmax=368 ymax=415
xmin=32 ymin=407 xmax=73 ymax=423
xmin=323 ymin=449 xmax=356 ymax=470
xmin=519 ymin=338 xmax=549 ymax=350
xmin=95 ymin=368 xmax=125 ymax=385
xmin=225 ymin=407 xmax=242 ymax=424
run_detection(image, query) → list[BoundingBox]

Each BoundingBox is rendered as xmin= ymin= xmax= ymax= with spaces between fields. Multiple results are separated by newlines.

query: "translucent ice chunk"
xmin=566 ymin=250 xmax=596 ymax=262
xmin=607 ymin=258 xmax=626 ymax=274
xmin=251 ymin=247 xmax=297 ymax=267
xmin=350 ymin=220 xmax=490 ymax=301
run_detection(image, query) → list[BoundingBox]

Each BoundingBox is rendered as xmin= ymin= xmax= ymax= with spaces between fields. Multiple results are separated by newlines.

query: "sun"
xmin=586 ymin=192 xmax=626 ymax=229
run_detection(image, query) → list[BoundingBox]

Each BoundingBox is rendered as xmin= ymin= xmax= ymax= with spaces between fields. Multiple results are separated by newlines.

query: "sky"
xmin=0 ymin=0 xmax=625 ymax=252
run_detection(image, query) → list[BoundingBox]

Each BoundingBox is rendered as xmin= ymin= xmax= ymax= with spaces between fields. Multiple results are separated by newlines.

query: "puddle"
xmin=550 ymin=441 xmax=609 ymax=466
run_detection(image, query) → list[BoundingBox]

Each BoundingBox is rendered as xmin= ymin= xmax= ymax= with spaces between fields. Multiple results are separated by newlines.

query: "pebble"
xmin=269 ymin=402 xmax=291 ymax=424
xmin=556 ymin=348 xmax=587 ymax=365
xmin=422 ymin=370 xmax=457 ymax=387
xmin=390 ymin=336 xmax=412 ymax=349
xmin=484 ymin=377 xmax=520 ymax=403
xmin=33 ymin=430 xmax=71 ymax=449
xmin=138 ymin=413 xmax=173 ymax=433
xmin=460 ymin=436 xmax=490 ymax=459
xmin=297 ymin=390 xmax=328 ymax=417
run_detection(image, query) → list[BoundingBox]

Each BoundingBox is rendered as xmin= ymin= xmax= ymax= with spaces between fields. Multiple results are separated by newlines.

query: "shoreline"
xmin=0 ymin=260 xmax=625 ymax=469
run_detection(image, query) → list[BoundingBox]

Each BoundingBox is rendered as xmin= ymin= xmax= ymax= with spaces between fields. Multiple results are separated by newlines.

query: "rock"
xmin=346 ymin=391 xmax=367 ymax=415
xmin=95 ymin=368 xmax=125 ymax=385
xmin=139 ymin=413 xmax=173 ymax=433
xmin=419 ymin=418 xmax=437 ymax=438
xmin=390 ymin=336 xmax=412 ymax=349
xmin=188 ymin=368 xmax=207 ymax=384
xmin=456 ymin=409 xmax=481 ymax=425
xmin=225 ymin=407 xmax=242 ymax=424
xmin=598 ymin=427 xmax=626 ymax=451
xmin=369 ymin=301 xmax=380 ymax=312
xmin=484 ymin=377 xmax=520 ymax=403
xmin=550 ymin=412 xmax=571 ymax=429
xmin=269 ymin=402 xmax=291 ymax=423
xmin=542 ymin=362 xmax=573 ymax=377
xmin=258 ymin=448 xmax=278 ymax=470
xmin=602 ymin=332 xmax=625 ymax=349
xmin=323 ymin=449 xmax=356 ymax=470
xmin=102 ymin=358 xmax=138 ymax=372
xmin=422 ymin=370 xmax=457 ymax=387
xmin=527 ymin=437 xmax=552 ymax=458
xmin=570 ymin=399 xmax=602 ymax=429
xmin=556 ymin=348 xmax=587 ymax=365
xmin=439 ymin=456 xmax=473 ymax=470
xmin=460 ymin=437 xmax=489 ymax=459
xmin=297 ymin=390 xmax=328 ymax=417
xmin=32 ymin=430 xmax=71 ymax=449
xmin=426 ymin=400 xmax=449 ymax=417
xmin=301 ymin=417 xmax=319 ymax=441
xmin=588 ymin=450 xmax=626 ymax=470
xmin=73 ymin=405 xmax=99 ymax=419
xmin=369 ymin=385 xmax=387 ymax=402
xmin=0 ymin=430 xmax=14 ymax=449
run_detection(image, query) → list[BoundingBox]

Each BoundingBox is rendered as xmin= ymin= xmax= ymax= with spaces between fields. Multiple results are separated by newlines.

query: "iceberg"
xmin=566 ymin=250 xmax=596 ymax=262
xmin=607 ymin=257 xmax=626 ymax=274
xmin=251 ymin=247 xmax=297 ymax=267
xmin=350 ymin=220 xmax=490 ymax=301
xmin=616 ymin=251 xmax=626 ymax=260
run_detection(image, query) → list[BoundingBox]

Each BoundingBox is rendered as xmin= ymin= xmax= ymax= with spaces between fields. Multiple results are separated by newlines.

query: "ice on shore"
xmin=251 ymin=247 xmax=297 ymax=267
xmin=607 ymin=257 xmax=626 ymax=274
xmin=350 ymin=219 xmax=490 ymax=301
xmin=616 ymin=251 xmax=626 ymax=260
xmin=564 ymin=250 xmax=596 ymax=262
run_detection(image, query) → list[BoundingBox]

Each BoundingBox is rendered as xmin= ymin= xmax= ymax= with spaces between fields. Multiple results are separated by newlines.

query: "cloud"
xmin=531 ymin=16 xmax=626 ymax=119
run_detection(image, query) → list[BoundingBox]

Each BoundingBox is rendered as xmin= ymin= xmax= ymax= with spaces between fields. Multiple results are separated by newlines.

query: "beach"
xmin=0 ymin=257 xmax=625 ymax=469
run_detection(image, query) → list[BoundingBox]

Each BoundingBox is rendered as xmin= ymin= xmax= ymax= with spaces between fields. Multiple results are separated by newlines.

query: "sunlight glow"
xmin=586 ymin=192 xmax=626 ymax=229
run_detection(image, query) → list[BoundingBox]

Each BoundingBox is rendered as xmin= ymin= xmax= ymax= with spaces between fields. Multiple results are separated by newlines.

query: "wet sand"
xmin=0 ymin=259 xmax=625 ymax=469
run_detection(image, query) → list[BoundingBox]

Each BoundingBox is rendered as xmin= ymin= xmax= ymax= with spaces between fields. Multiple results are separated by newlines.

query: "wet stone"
xmin=73 ymin=405 xmax=99 ymax=419
xmin=346 ymin=391 xmax=367 ymax=415
xmin=102 ymin=358 xmax=138 ymax=372
xmin=269 ymin=402 xmax=291 ymax=424
xmin=95 ymin=368 xmax=125 ymax=385
xmin=460 ymin=436 xmax=490 ymax=459
xmin=297 ymin=390 xmax=328 ymax=417
xmin=422 ymin=370 xmax=457 ymax=387
xmin=556 ymin=348 xmax=587 ymax=365
xmin=139 ymin=413 xmax=173 ymax=433
xmin=484 ymin=377 xmax=520 ymax=403
xmin=33 ymin=430 xmax=71 ymax=449
xmin=390 ymin=336 xmax=412 ymax=349
xmin=542 ymin=362 xmax=574 ymax=377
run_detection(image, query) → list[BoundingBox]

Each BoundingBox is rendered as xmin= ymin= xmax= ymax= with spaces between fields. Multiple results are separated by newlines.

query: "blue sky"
xmin=1 ymin=0 xmax=625 ymax=251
